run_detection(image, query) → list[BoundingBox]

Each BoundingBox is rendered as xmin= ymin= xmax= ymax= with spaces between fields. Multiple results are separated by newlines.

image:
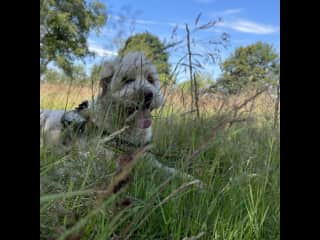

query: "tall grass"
xmin=41 ymin=83 xmax=276 ymax=116
xmin=40 ymin=83 xmax=279 ymax=240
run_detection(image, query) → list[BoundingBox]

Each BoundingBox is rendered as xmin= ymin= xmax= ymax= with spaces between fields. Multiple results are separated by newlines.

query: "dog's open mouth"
xmin=135 ymin=109 xmax=152 ymax=129
xmin=125 ymin=106 xmax=152 ymax=129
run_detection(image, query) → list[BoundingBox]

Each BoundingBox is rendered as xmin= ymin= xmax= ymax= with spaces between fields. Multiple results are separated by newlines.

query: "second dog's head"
xmin=97 ymin=51 xmax=164 ymax=143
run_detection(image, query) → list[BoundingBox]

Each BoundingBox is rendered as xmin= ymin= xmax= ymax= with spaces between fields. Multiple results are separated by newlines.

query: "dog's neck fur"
xmin=81 ymin=95 xmax=152 ymax=147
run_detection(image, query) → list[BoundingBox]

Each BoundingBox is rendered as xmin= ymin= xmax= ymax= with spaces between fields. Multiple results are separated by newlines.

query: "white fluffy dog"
xmin=40 ymin=51 xmax=163 ymax=149
xmin=40 ymin=51 xmax=201 ymax=185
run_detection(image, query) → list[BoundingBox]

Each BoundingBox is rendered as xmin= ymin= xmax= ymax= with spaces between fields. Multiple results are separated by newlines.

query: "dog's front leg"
xmin=145 ymin=153 xmax=204 ymax=188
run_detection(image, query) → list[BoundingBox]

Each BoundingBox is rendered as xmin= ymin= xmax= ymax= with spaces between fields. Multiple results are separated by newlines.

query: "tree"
xmin=219 ymin=41 xmax=279 ymax=94
xmin=178 ymin=72 xmax=214 ymax=92
xmin=118 ymin=32 xmax=171 ymax=83
xmin=42 ymin=68 xmax=64 ymax=83
xmin=42 ymin=64 xmax=88 ymax=83
xmin=71 ymin=64 xmax=88 ymax=83
xmin=40 ymin=0 xmax=107 ymax=76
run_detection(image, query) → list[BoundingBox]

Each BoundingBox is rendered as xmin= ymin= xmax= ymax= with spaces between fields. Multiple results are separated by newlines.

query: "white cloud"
xmin=108 ymin=14 xmax=122 ymax=21
xmin=88 ymin=45 xmax=118 ymax=57
xmin=109 ymin=14 xmax=159 ymax=26
xmin=135 ymin=19 xmax=159 ymax=25
xmin=221 ymin=19 xmax=279 ymax=34
xmin=222 ymin=8 xmax=244 ymax=15
xmin=107 ymin=14 xmax=185 ymax=30
xmin=211 ymin=8 xmax=244 ymax=17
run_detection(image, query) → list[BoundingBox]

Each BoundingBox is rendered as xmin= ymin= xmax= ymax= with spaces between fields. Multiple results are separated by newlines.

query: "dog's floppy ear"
xmin=99 ymin=61 xmax=115 ymax=96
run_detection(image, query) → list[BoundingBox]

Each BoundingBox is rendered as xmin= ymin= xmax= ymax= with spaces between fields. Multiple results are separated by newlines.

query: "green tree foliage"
xmin=43 ymin=65 xmax=88 ymax=84
xmin=178 ymin=72 xmax=214 ymax=91
xmin=219 ymin=41 xmax=279 ymax=94
xmin=118 ymin=32 xmax=171 ymax=83
xmin=71 ymin=65 xmax=88 ymax=83
xmin=40 ymin=0 xmax=107 ymax=76
xmin=42 ymin=69 xmax=64 ymax=83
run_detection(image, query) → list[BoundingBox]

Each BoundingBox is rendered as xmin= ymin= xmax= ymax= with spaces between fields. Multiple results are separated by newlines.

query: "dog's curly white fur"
xmin=40 ymin=52 xmax=163 ymax=147
xmin=40 ymin=51 xmax=202 ymax=186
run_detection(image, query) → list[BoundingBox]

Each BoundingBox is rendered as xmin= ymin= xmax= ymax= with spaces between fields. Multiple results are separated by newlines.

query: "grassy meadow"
xmin=40 ymin=82 xmax=279 ymax=240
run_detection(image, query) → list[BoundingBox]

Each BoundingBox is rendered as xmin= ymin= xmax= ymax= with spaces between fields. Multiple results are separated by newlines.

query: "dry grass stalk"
xmin=40 ymin=83 xmax=275 ymax=116
xmin=182 ymin=232 xmax=206 ymax=240
xmin=95 ymin=144 xmax=151 ymax=205
xmin=185 ymin=23 xmax=195 ymax=114
xmin=186 ymin=116 xmax=248 ymax=168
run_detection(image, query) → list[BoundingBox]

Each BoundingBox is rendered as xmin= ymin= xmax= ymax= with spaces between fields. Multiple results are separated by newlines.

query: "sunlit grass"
xmin=40 ymin=82 xmax=279 ymax=240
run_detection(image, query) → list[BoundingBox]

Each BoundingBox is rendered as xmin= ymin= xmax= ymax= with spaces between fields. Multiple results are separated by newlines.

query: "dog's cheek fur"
xmin=150 ymin=81 xmax=164 ymax=109
xmin=112 ymin=87 xmax=136 ymax=102
xmin=99 ymin=62 xmax=116 ymax=97
xmin=128 ymin=127 xmax=152 ymax=145
xmin=144 ymin=127 xmax=152 ymax=143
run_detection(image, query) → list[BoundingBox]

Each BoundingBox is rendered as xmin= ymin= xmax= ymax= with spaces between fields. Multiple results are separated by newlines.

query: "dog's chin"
xmin=125 ymin=106 xmax=153 ymax=129
xmin=135 ymin=109 xmax=152 ymax=129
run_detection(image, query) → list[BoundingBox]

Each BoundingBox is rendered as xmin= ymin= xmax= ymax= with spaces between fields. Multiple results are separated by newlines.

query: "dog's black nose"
xmin=144 ymin=91 xmax=153 ymax=102
xmin=143 ymin=91 xmax=153 ymax=109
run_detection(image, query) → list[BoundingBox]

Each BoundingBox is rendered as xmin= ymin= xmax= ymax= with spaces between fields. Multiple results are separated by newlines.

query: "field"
xmin=40 ymin=82 xmax=280 ymax=240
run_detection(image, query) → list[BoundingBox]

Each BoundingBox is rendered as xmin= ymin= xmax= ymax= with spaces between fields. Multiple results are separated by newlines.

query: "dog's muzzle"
xmin=142 ymin=90 xmax=153 ymax=109
xmin=124 ymin=89 xmax=155 ymax=129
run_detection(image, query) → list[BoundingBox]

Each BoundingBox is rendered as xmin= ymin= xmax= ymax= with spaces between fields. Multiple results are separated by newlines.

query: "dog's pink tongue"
xmin=136 ymin=110 xmax=152 ymax=129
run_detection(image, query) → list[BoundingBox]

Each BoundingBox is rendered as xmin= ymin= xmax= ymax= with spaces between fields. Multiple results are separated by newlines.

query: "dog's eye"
xmin=147 ymin=74 xmax=154 ymax=84
xmin=122 ymin=77 xmax=135 ymax=84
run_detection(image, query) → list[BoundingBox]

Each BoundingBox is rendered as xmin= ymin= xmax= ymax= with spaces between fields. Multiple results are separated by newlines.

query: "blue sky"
xmin=84 ymin=0 xmax=279 ymax=81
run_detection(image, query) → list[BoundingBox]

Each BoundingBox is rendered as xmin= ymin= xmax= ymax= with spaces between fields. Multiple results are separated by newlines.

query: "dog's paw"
xmin=192 ymin=179 xmax=207 ymax=190
xmin=79 ymin=151 xmax=90 ymax=158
